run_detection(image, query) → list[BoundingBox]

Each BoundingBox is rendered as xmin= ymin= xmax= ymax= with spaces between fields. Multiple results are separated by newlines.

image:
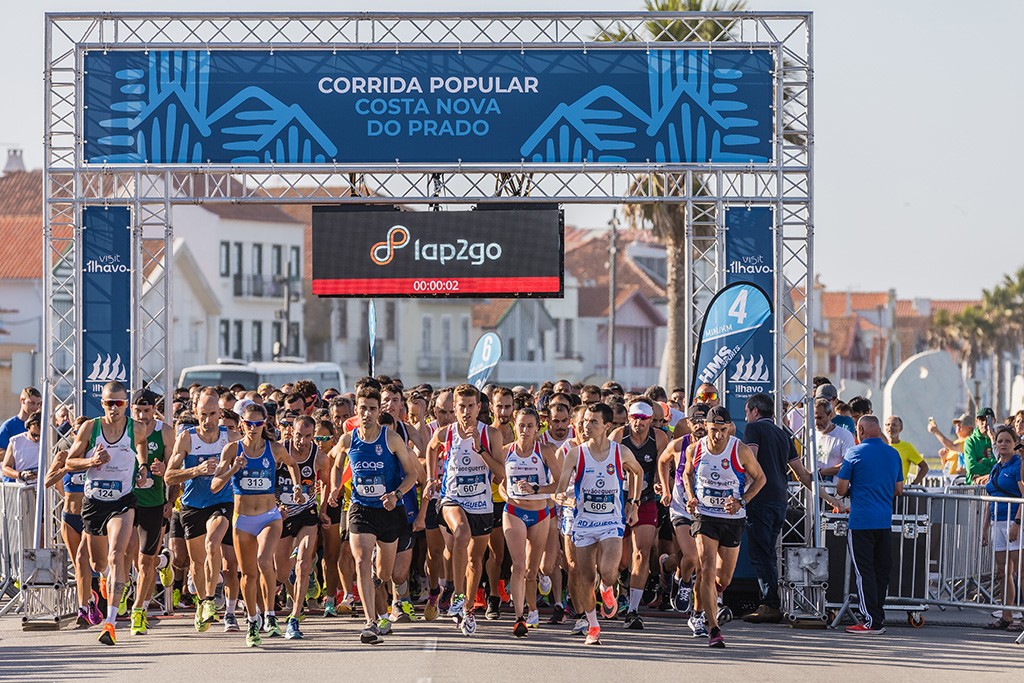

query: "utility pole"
xmin=608 ymin=209 xmax=618 ymax=378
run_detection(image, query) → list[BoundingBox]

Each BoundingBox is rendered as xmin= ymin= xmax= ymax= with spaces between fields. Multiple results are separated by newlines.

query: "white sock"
xmin=266 ymin=610 xmax=275 ymax=618
xmin=141 ymin=599 xmax=150 ymax=611
xmin=555 ymin=601 xmax=563 ymax=608
xmin=226 ymin=598 xmax=237 ymax=615
xmin=628 ymin=588 xmax=642 ymax=612
xmin=586 ymin=609 xmax=599 ymax=628
xmin=106 ymin=605 xmax=118 ymax=623
xmin=248 ymin=614 xmax=259 ymax=623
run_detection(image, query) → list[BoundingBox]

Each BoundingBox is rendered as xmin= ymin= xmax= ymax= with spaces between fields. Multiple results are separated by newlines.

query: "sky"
xmin=4 ymin=0 xmax=1022 ymax=300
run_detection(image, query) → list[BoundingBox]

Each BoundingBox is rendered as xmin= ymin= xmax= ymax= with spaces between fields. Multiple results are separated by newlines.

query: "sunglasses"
xmin=630 ymin=414 xmax=652 ymax=421
xmin=278 ymin=421 xmax=293 ymax=428
xmin=243 ymin=420 xmax=265 ymax=428
xmin=313 ymin=435 xmax=332 ymax=443
xmin=28 ymin=431 xmax=41 ymax=440
xmin=102 ymin=399 xmax=127 ymax=408
xmin=697 ymin=393 xmax=719 ymax=402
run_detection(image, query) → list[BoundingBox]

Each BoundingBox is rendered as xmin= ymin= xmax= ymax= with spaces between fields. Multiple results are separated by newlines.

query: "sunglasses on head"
xmin=102 ymin=399 xmax=127 ymax=408
xmin=243 ymin=419 xmax=265 ymax=428
xmin=697 ymin=392 xmax=718 ymax=402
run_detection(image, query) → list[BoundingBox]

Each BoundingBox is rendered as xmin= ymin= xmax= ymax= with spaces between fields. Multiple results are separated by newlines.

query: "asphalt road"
xmin=1 ymin=610 xmax=1021 ymax=682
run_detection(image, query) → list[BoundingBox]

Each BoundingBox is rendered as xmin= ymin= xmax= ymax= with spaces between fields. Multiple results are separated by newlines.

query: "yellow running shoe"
xmin=130 ymin=608 xmax=147 ymax=635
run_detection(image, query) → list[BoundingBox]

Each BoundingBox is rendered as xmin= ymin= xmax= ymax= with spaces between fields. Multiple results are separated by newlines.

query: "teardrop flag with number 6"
xmin=468 ymin=333 xmax=502 ymax=389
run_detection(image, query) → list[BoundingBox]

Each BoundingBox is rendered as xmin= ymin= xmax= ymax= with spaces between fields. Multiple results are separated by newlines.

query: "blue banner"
xmin=82 ymin=207 xmax=132 ymax=418
xmin=367 ymin=300 xmax=377 ymax=377
xmin=83 ymin=49 xmax=773 ymax=165
xmin=724 ymin=207 xmax=775 ymax=435
xmin=468 ymin=333 xmax=502 ymax=390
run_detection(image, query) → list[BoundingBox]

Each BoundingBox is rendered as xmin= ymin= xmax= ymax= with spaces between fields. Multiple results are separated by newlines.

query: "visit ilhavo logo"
xmin=370 ymin=224 xmax=502 ymax=267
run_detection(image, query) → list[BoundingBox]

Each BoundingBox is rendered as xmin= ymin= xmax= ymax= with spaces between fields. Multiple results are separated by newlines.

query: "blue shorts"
xmin=62 ymin=512 xmax=84 ymax=535
xmin=504 ymin=504 xmax=551 ymax=529
xmin=234 ymin=507 xmax=282 ymax=537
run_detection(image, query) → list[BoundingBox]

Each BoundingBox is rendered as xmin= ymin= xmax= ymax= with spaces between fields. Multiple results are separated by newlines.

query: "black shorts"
xmin=396 ymin=526 xmax=416 ymax=553
xmin=82 ymin=493 xmax=137 ymax=537
xmin=180 ymin=503 xmax=234 ymax=543
xmin=347 ymin=502 xmax=407 ymax=543
xmin=657 ymin=503 xmax=674 ymax=541
xmin=492 ymin=504 xmax=506 ymax=530
xmin=282 ymin=506 xmax=320 ymax=538
xmin=135 ymin=504 xmax=166 ymax=556
xmin=438 ymin=502 xmax=493 ymax=537
xmin=691 ymin=515 xmax=746 ymax=549
xmin=424 ymin=498 xmax=440 ymax=531
xmin=169 ymin=509 xmax=185 ymax=539
xmin=325 ymin=502 xmax=342 ymax=525
xmin=339 ymin=507 xmax=350 ymax=541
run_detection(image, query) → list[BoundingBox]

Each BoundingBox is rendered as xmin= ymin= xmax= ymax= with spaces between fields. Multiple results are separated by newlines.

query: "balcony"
xmin=232 ymin=274 xmax=298 ymax=299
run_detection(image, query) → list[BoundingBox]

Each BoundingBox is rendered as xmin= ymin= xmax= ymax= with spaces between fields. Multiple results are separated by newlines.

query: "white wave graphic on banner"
xmin=730 ymin=354 xmax=770 ymax=383
xmin=87 ymin=353 xmax=128 ymax=382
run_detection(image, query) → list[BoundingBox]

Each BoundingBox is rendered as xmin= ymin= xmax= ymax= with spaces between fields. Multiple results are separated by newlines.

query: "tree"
xmin=599 ymin=0 xmax=747 ymax=389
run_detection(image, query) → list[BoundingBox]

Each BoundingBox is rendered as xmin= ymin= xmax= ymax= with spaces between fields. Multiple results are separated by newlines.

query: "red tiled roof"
xmin=894 ymin=298 xmax=982 ymax=318
xmin=820 ymin=291 xmax=890 ymax=319
xmin=0 ymin=215 xmax=43 ymax=279
xmin=564 ymin=233 xmax=664 ymax=303
xmin=472 ymin=300 xmax=513 ymax=329
xmin=0 ymin=171 xmax=42 ymax=215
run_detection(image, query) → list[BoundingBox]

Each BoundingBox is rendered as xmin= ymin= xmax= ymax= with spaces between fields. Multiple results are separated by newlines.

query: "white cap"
xmin=628 ymin=402 xmax=654 ymax=418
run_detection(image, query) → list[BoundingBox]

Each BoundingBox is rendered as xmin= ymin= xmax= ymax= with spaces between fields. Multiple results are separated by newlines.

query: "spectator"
xmin=884 ymin=416 xmax=929 ymax=485
xmin=964 ymin=408 xmax=997 ymax=485
xmin=814 ymin=398 xmax=855 ymax=480
xmin=2 ymin=411 xmax=42 ymax=483
xmin=981 ymin=426 xmax=1023 ymax=631
xmin=927 ymin=413 xmax=972 ymax=478
xmin=1 ymin=386 xmax=43 ymax=453
xmin=815 ymin=384 xmax=855 ymax=435
xmin=836 ymin=415 xmax=903 ymax=635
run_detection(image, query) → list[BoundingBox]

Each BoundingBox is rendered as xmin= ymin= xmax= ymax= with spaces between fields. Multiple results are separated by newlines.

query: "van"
xmin=177 ymin=359 xmax=347 ymax=393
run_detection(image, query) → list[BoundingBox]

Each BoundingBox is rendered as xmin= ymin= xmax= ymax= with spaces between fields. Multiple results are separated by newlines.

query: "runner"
xmin=610 ymin=398 xmax=670 ymax=629
xmin=164 ymin=388 xmax=241 ymax=634
xmin=424 ymin=388 xmax=456 ymax=619
xmin=211 ymin=403 xmax=297 ymax=647
xmin=682 ymin=406 xmax=766 ymax=648
xmin=486 ymin=386 xmax=515 ymax=619
xmin=502 ymin=407 xmax=561 ymax=636
xmin=64 ymin=381 xmax=139 ymax=646
xmin=129 ymin=391 xmax=175 ymax=635
xmin=555 ymin=402 xmax=643 ymax=645
xmin=314 ymin=419 xmax=345 ymax=617
xmin=539 ymin=401 xmax=573 ymax=624
xmin=327 ymin=387 xmax=420 ymax=644
xmin=426 ymin=384 xmax=505 ymax=636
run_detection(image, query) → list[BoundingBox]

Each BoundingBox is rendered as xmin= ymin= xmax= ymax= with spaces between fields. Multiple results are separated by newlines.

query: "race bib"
xmin=239 ymin=477 xmax=271 ymax=492
xmin=455 ymin=474 xmax=487 ymax=498
xmin=355 ymin=475 xmax=386 ymax=498
xmin=581 ymin=493 xmax=615 ymax=515
xmin=87 ymin=480 xmax=122 ymax=500
xmin=70 ymin=472 xmax=86 ymax=486
xmin=700 ymin=487 xmax=732 ymax=510
xmin=510 ymin=474 xmax=540 ymax=487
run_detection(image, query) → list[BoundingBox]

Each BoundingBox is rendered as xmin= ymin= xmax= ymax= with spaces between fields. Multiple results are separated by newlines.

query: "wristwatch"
xmin=738 ymin=497 xmax=747 ymax=508
xmin=532 ymin=483 xmax=540 ymax=495
xmin=627 ymin=498 xmax=639 ymax=506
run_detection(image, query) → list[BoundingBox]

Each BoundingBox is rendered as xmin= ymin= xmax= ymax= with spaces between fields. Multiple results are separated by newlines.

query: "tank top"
xmin=670 ymin=434 xmax=696 ymax=520
xmin=440 ymin=421 xmax=493 ymax=514
xmin=504 ymin=441 xmax=551 ymax=502
xmin=349 ymin=426 xmax=402 ymax=509
xmin=8 ymin=431 xmax=40 ymax=474
xmin=180 ymin=426 xmax=233 ymax=509
xmin=693 ymin=435 xmax=746 ymax=520
xmin=572 ymin=442 xmax=626 ymax=532
xmin=232 ymin=440 xmax=276 ymax=496
xmin=277 ymin=442 xmax=318 ymax=516
xmin=63 ymin=467 xmax=86 ymax=493
xmin=84 ymin=418 xmax=136 ymax=502
xmin=135 ymin=420 xmax=167 ymax=508
xmin=623 ymin=426 xmax=660 ymax=503
xmin=541 ymin=428 xmax=573 ymax=452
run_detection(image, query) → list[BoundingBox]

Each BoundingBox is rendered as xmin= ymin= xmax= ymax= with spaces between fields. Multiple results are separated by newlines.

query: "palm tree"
xmin=598 ymin=0 xmax=747 ymax=389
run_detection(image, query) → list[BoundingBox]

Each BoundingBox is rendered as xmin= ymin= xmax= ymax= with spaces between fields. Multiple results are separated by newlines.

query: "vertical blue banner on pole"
xmin=724 ymin=207 xmax=775 ymax=437
xmin=82 ymin=206 xmax=132 ymax=418
xmin=367 ymin=300 xmax=377 ymax=377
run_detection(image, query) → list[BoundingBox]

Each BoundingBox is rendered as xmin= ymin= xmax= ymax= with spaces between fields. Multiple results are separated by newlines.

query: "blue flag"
xmin=468 ymin=334 xmax=502 ymax=390
xmin=367 ymin=300 xmax=377 ymax=377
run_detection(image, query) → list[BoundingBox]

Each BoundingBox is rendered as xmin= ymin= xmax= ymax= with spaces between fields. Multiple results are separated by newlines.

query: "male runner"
xmin=556 ymin=402 xmax=643 ymax=645
xmin=486 ymin=386 xmax=515 ymax=619
xmin=129 ymin=391 xmax=175 ymax=635
xmin=328 ymin=387 xmax=419 ymax=644
xmin=424 ymin=388 xmax=456 ymax=618
xmin=539 ymin=401 xmax=574 ymax=623
xmin=683 ymin=406 xmax=766 ymax=648
xmin=610 ymin=398 xmax=669 ymax=629
xmin=65 ymin=381 xmax=139 ymax=646
xmin=164 ymin=388 xmax=241 ymax=634
xmin=426 ymin=384 xmax=504 ymax=636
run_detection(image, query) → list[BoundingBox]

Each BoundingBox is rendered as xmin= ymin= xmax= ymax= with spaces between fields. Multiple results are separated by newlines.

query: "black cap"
xmin=687 ymin=403 xmax=710 ymax=421
xmin=707 ymin=406 xmax=732 ymax=425
xmin=133 ymin=389 xmax=160 ymax=406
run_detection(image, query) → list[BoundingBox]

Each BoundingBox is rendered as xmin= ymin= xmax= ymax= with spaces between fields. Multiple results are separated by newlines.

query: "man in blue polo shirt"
xmin=836 ymin=415 xmax=902 ymax=635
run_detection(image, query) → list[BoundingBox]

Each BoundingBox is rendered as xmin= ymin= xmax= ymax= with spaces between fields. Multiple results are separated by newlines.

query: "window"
xmin=384 ymin=302 xmax=396 ymax=340
xmin=252 ymin=244 xmax=263 ymax=276
xmin=272 ymin=321 xmax=283 ymax=357
xmin=232 ymin=320 xmax=243 ymax=359
xmin=219 ymin=320 xmax=230 ymax=357
xmin=507 ymin=337 xmax=516 ymax=361
xmin=460 ymin=315 xmax=470 ymax=352
xmin=252 ymin=321 xmax=263 ymax=361
xmin=441 ymin=315 xmax=452 ymax=355
xmin=360 ymin=301 xmax=370 ymax=340
xmin=219 ymin=241 xmax=230 ymax=277
xmin=564 ymin=319 xmax=574 ymax=356
xmin=289 ymin=246 xmax=301 ymax=279
xmin=232 ymin=242 xmax=243 ymax=275
xmin=271 ymin=245 xmax=283 ymax=276
xmin=421 ymin=316 xmax=432 ymax=353
xmin=335 ymin=300 xmax=348 ymax=339
xmin=288 ymin=322 xmax=301 ymax=356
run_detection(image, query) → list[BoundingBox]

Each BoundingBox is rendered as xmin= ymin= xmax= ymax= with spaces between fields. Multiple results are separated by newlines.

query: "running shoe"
xmin=526 ymin=610 xmax=539 ymax=629
xmin=623 ymin=610 xmax=644 ymax=630
xmin=339 ymin=594 xmax=355 ymax=614
xmin=397 ymin=599 xmax=417 ymax=622
xmin=688 ymin=612 xmax=709 ymax=638
xmin=99 ymin=576 xmax=108 ymax=601
xmin=844 ymin=623 xmax=886 ymax=635
xmin=323 ymin=599 xmax=339 ymax=618
xmin=98 ymin=622 xmax=116 ymax=646
xmin=117 ymin=582 xmax=131 ymax=616
xmin=497 ymin=580 xmax=511 ymax=604
xmin=377 ymin=616 xmax=393 ymax=635
xmin=201 ymin=598 xmax=219 ymax=624
xmin=306 ymin=574 xmax=321 ymax=602
xmin=599 ymin=585 xmax=618 ymax=619
xmin=246 ymin=619 xmax=262 ymax=647
xmin=130 ymin=608 xmax=147 ymax=635
xmin=474 ymin=588 xmax=487 ymax=610
xmin=548 ymin=603 xmax=566 ymax=625
xmin=447 ymin=593 xmax=466 ymax=618
xmin=285 ymin=617 xmax=303 ymax=640
xmin=264 ymin=614 xmax=283 ymax=637
xmin=584 ymin=626 xmax=601 ymax=645
xmin=509 ymin=616 xmax=529 ymax=639
xmin=708 ymin=626 xmax=725 ymax=648
xmin=76 ymin=607 xmax=91 ymax=628
xmin=538 ymin=574 xmax=552 ymax=597
xmin=157 ymin=550 xmax=173 ymax=587
xmin=360 ymin=622 xmax=383 ymax=645
xmin=675 ymin=581 xmax=693 ymax=615
xmin=461 ymin=610 xmax=477 ymax=636
xmin=214 ymin=581 xmax=225 ymax=611
xmin=194 ymin=606 xmax=209 ymax=633
xmin=570 ymin=616 xmax=589 ymax=635
xmin=717 ymin=604 xmax=733 ymax=625
xmin=87 ymin=598 xmax=103 ymax=626
xmin=485 ymin=595 xmax=501 ymax=620
xmin=172 ymin=588 xmax=183 ymax=609
xmin=439 ymin=584 xmax=454 ymax=613
xmin=223 ymin=612 xmax=240 ymax=632
xmin=424 ymin=591 xmax=440 ymax=621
